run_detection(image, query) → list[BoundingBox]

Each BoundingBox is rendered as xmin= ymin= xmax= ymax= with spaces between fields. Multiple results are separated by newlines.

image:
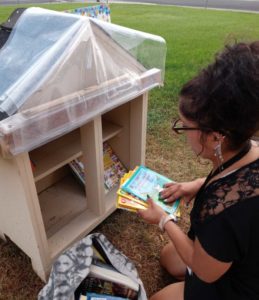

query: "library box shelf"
xmin=0 ymin=95 xmax=149 ymax=280
xmin=0 ymin=7 xmax=166 ymax=281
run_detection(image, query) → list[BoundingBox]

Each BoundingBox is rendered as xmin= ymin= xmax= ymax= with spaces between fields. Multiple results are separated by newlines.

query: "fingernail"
xmin=158 ymin=192 xmax=163 ymax=200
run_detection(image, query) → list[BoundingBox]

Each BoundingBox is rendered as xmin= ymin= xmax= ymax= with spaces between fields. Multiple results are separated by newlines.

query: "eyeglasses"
xmin=172 ymin=118 xmax=204 ymax=134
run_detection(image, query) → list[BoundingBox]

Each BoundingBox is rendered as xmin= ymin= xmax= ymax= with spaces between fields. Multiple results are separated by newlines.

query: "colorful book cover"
xmin=119 ymin=167 xmax=138 ymax=186
xmin=69 ymin=143 xmax=127 ymax=193
xmin=86 ymin=293 xmax=129 ymax=300
xmin=121 ymin=165 xmax=180 ymax=215
xmin=116 ymin=195 xmax=147 ymax=212
xmin=75 ymin=276 xmax=137 ymax=300
xmin=117 ymin=188 xmax=148 ymax=207
xmin=103 ymin=142 xmax=127 ymax=190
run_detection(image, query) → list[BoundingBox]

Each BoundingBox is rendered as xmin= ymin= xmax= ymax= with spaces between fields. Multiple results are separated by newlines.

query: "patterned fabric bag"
xmin=38 ymin=232 xmax=147 ymax=300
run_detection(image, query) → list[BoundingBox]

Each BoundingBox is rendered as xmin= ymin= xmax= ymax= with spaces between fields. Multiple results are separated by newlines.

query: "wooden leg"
xmin=31 ymin=256 xmax=50 ymax=282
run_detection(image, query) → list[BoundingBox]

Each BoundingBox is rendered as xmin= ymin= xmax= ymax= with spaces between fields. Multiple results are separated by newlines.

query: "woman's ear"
xmin=206 ymin=132 xmax=225 ymax=150
xmin=213 ymin=133 xmax=225 ymax=143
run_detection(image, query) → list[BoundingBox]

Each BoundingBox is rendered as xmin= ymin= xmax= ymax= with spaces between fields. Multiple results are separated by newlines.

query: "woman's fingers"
xmin=160 ymin=183 xmax=180 ymax=202
xmin=163 ymin=193 xmax=179 ymax=203
xmin=138 ymin=197 xmax=165 ymax=224
xmin=163 ymin=182 xmax=175 ymax=188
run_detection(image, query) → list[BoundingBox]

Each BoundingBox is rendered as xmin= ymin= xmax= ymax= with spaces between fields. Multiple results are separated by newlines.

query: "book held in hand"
xmin=117 ymin=165 xmax=181 ymax=218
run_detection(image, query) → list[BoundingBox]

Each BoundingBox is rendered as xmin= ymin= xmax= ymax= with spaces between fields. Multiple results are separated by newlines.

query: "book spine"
xmin=86 ymin=292 xmax=129 ymax=300
xmin=69 ymin=159 xmax=85 ymax=185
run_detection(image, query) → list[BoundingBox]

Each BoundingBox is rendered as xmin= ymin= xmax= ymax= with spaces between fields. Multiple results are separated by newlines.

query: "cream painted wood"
xmin=129 ymin=93 xmax=148 ymax=168
xmin=0 ymin=152 xmax=50 ymax=281
xmin=80 ymin=116 xmax=105 ymax=216
xmin=30 ymin=122 xmax=122 ymax=184
xmin=35 ymin=166 xmax=70 ymax=193
xmin=0 ymin=94 xmax=148 ymax=281
xmin=103 ymin=103 xmax=131 ymax=169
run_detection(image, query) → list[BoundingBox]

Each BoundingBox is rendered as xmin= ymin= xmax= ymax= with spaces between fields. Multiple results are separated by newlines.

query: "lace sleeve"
xmin=194 ymin=160 xmax=259 ymax=262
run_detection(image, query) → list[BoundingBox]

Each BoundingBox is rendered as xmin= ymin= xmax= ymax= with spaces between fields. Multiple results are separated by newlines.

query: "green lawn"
xmin=1 ymin=4 xmax=258 ymax=133
xmin=1 ymin=5 xmax=259 ymax=127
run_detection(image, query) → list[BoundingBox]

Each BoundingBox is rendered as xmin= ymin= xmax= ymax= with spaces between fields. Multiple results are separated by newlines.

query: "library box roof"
xmin=0 ymin=7 xmax=166 ymax=156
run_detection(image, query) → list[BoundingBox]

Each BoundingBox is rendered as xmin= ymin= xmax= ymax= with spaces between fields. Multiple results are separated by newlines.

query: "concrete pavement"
xmin=1 ymin=0 xmax=259 ymax=13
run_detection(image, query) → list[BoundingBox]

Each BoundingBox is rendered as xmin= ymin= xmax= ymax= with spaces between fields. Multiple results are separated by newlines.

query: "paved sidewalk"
xmin=1 ymin=0 xmax=259 ymax=13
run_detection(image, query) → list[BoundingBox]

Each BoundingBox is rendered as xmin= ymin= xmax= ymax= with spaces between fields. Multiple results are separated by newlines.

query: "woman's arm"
xmin=163 ymin=220 xmax=232 ymax=283
xmin=138 ymin=197 xmax=232 ymax=283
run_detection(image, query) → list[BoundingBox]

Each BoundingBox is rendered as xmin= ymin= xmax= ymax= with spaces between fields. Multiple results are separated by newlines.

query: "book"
xmin=92 ymin=245 xmax=107 ymax=264
xmin=83 ymin=293 xmax=129 ymax=300
xmin=69 ymin=158 xmax=85 ymax=186
xmin=75 ymin=259 xmax=139 ymax=300
xmin=116 ymin=167 xmax=149 ymax=211
xmin=69 ymin=142 xmax=127 ymax=192
xmin=119 ymin=165 xmax=181 ymax=216
xmin=76 ymin=276 xmax=137 ymax=300
xmin=103 ymin=142 xmax=127 ymax=190
xmin=89 ymin=260 xmax=139 ymax=292
xmin=116 ymin=195 xmax=147 ymax=212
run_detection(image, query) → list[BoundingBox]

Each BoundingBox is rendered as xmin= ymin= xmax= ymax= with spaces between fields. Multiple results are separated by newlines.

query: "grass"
xmin=0 ymin=3 xmax=259 ymax=299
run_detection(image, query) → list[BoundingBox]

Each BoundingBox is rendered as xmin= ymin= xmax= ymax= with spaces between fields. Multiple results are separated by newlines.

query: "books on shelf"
xmin=69 ymin=158 xmax=85 ymax=186
xmin=103 ymin=142 xmax=127 ymax=190
xmin=69 ymin=142 xmax=127 ymax=192
xmin=116 ymin=165 xmax=181 ymax=218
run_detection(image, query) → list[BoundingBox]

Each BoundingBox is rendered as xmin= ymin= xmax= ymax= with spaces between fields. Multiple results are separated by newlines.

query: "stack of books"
xmin=69 ymin=142 xmax=127 ymax=193
xmin=116 ymin=165 xmax=181 ymax=219
xmin=75 ymin=245 xmax=139 ymax=300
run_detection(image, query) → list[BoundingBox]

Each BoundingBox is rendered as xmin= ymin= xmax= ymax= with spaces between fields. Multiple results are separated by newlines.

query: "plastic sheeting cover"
xmin=0 ymin=7 xmax=166 ymax=156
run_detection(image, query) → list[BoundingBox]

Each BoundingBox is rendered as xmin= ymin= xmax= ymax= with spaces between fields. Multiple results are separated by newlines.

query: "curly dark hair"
xmin=179 ymin=41 xmax=259 ymax=150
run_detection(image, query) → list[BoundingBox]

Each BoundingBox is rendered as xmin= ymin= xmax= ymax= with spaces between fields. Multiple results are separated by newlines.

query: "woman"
xmin=138 ymin=41 xmax=259 ymax=300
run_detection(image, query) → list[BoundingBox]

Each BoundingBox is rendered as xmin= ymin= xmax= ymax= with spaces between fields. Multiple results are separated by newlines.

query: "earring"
xmin=214 ymin=141 xmax=224 ymax=170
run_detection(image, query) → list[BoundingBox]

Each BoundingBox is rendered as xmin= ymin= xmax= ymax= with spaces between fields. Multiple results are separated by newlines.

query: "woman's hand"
xmin=159 ymin=178 xmax=206 ymax=206
xmin=138 ymin=198 xmax=167 ymax=225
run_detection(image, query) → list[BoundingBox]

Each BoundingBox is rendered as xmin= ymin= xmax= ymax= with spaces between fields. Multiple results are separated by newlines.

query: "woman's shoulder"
xmin=199 ymin=158 xmax=259 ymax=221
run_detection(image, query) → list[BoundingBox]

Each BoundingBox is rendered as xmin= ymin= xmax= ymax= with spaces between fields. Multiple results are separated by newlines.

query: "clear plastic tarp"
xmin=0 ymin=7 xmax=166 ymax=156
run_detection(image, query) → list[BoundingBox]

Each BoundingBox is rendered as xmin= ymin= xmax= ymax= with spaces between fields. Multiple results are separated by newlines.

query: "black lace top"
xmin=185 ymin=158 xmax=259 ymax=300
